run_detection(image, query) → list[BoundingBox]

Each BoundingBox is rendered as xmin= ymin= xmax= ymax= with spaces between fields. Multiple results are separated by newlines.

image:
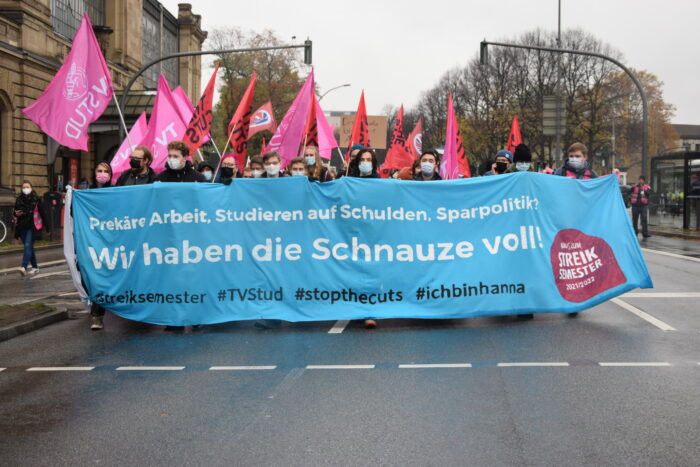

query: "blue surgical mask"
xmin=568 ymin=157 xmax=584 ymax=169
xmin=359 ymin=161 xmax=373 ymax=175
xmin=421 ymin=162 xmax=435 ymax=175
xmin=305 ymin=156 xmax=316 ymax=166
xmin=292 ymin=171 xmax=306 ymax=177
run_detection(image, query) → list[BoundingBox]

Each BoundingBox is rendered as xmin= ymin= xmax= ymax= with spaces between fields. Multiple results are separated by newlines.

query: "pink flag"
xmin=172 ymin=86 xmax=194 ymax=124
xmin=441 ymin=92 xmax=469 ymax=179
xmin=266 ymin=70 xmax=314 ymax=167
xmin=22 ymin=13 xmax=113 ymax=151
xmin=315 ymin=95 xmax=337 ymax=161
xmin=140 ymin=75 xmax=189 ymax=173
xmin=110 ymin=112 xmax=148 ymax=180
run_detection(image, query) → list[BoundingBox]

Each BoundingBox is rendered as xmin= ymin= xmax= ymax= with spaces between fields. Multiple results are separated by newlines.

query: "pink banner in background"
xmin=110 ymin=112 xmax=148 ymax=180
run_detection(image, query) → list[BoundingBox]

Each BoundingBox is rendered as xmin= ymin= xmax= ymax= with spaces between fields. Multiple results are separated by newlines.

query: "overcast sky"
xmin=162 ymin=0 xmax=699 ymax=124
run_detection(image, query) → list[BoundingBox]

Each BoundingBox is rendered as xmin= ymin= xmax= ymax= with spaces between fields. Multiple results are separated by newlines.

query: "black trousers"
xmin=90 ymin=302 xmax=105 ymax=317
xmin=631 ymin=205 xmax=649 ymax=237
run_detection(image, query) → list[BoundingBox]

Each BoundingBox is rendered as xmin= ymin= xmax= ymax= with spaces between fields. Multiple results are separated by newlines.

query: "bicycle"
xmin=0 ymin=214 xmax=7 ymax=244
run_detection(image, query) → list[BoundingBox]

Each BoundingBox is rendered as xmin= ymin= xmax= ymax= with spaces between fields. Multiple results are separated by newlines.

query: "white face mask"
xmin=168 ymin=158 xmax=182 ymax=170
xmin=305 ymin=156 xmax=316 ymax=166
xmin=251 ymin=169 xmax=263 ymax=178
xmin=291 ymin=171 xmax=306 ymax=177
xmin=516 ymin=162 xmax=531 ymax=172
xmin=265 ymin=164 xmax=280 ymax=176
xmin=568 ymin=157 xmax=584 ymax=169
xmin=22 ymin=188 xmax=32 ymax=195
xmin=421 ymin=162 xmax=435 ymax=175
xmin=202 ymin=171 xmax=213 ymax=181
xmin=359 ymin=161 xmax=373 ymax=175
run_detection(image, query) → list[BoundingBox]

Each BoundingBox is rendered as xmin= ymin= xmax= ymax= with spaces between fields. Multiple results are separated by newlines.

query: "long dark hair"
xmin=348 ymin=148 xmax=378 ymax=177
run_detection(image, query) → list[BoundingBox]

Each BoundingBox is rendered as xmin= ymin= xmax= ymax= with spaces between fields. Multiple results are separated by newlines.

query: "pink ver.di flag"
xmin=314 ymin=95 xmax=337 ymax=160
xmin=22 ymin=13 xmax=114 ymax=151
xmin=110 ymin=112 xmax=148 ymax=180
xmin=266 ymin=70 xmax=314 ymax=167
xmin=140 ymin=75 xmax=188 ymax=173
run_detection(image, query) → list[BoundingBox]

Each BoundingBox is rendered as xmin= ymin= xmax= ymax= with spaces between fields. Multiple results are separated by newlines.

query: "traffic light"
xmin=304 ymin=39 xmax=312 ymax=65
xmin=480 ymin=41 xmax=488 ymax=65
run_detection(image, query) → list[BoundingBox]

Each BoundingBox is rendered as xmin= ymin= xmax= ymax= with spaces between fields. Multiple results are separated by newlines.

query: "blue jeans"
xmin=18 ymin=228 xmax=37 ymax=269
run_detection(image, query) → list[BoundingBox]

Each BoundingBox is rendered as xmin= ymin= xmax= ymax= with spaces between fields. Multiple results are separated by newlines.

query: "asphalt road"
xmin=0 ymin=242 xmax=699 ymax=466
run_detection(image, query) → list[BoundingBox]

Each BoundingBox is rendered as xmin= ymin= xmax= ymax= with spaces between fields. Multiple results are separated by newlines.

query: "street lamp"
xmin=319 ymin=83 xmax=351 ymax=101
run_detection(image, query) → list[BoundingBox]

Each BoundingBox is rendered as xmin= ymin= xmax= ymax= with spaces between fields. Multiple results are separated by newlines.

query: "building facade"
xmin=0 ymin=0 xmax=206 ymax=211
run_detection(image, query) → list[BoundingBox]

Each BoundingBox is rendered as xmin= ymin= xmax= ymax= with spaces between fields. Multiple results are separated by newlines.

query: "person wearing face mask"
xmin=13 ymin=180 xmax=49 ymax=276
xmin=198 ymin=160 xmax=216 ymax=182
xmin=483 ymin=149 xmax=513 ymax=176
xmin=249 ymin=155 xmax=265 ymax=178
xmin=216 ymin=155 xmax=241 ymax=185
xmin=115 ymin=146 xmax=157 ymax=186
xmin=513 ymin=144 xmax=533 ymax=172
xmin=554 ymin=142 xmax=598 ymax=179
xmin=91 ymin=162 xmax=113 ymax=188
xmin=156 ymin=140 xmax=205 ymax=183
xmin=303 ymin=146 xmax=333 ymax=182
xmin=413 ymin=150 xmax=442 ymax=181
xmin=630 ymin=176 xmax=652 ymax=239
xmin=261 ymin=151 xmax=285 ymax=178
xmin=288 ymin=157 xmax=309 ymax=177
xmin=348 ymin=148 xmax=380 ymax=178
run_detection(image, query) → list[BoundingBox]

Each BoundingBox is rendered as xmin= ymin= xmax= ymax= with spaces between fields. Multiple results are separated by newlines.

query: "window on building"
xmin=162 ymin=19 xmax=179 ymax=86
xmin=696 ymin=144 xmax=700 ymax=151
xmin=51 ymin=0 xmax=106 ymax=39
xmin=141 ymin=8 xmax=161 ymax=89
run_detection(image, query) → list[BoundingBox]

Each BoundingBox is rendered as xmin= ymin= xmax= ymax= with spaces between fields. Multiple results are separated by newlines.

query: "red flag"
xmin=346 ymin=90 xmax=370 ymax=162
xmin=405 ymin=119 xmax=423 ymax=159
xmin=260 ymin=136 xmax=267 ymax=155
xmin=227 ymin=73 xmax=257 ymax=168
xmin=302 ymin=87 xmax=318 ymax=149
xmin=183 ymin=64 xmax=219 ymax=154
xmin=506 ymin=114 xmax=522 ymax=153
xmin=379 ymin=105 xmax=413 ymax=177
xmin=248 ymin=100 xmax=276 ymax=137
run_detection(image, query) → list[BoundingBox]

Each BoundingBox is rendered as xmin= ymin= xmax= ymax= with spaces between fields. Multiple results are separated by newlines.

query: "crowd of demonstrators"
xmin=21 ymin=138 xmax=617 ymax=331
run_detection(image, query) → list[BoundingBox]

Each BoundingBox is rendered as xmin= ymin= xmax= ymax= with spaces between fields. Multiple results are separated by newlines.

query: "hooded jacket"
xmin=554 ymin=160 xmax=598 ymax=179
xmin=156 ymin=160 xmax=205 ymax=183
xmin=14 ymin=191 xmax=46 ymax=237
xmin=115 ymin=167 xmax=157 ymax=186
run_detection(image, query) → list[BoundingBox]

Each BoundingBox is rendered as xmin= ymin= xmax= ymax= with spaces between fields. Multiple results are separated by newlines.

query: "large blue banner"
xmin=68 ymin=173 xmax=652 ymax=325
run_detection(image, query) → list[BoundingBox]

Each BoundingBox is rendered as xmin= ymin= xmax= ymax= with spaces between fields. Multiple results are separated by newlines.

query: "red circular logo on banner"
xmin=550 ymin=229 xmax=626 ymax=303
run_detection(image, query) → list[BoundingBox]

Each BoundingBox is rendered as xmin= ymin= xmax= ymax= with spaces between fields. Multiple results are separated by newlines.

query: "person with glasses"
xmin=114 ymin=146 xmax=157 ymax=186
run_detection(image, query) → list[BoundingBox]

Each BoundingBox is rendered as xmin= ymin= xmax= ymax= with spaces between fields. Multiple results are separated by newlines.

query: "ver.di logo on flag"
xmin=63 ymin=63 xmax=88 ymax=101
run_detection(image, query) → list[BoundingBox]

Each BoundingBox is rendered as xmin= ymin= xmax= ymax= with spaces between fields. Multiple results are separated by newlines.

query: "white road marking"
xmin=598 ymin=362 xmax=671 ymax=367
xmin=116 ymin=366 xmax=185 ymax=371
xmin=497 ymin=362 xmax=570 ymax=367
xmin=622 ymin=292 xmax=700 ymax=298
xmin=209 ymin=366 xmax=277 ymax=370
xmin=10 ymin=290 xmax=78 ymax=305
xmin=58 ymin=291 xmax=79 ymax=296
xmin=306 ymin=365 xmax=375 ymax=369
xmin=641 ymin=248 xmax=700 ymax=263
xmin=611 ymin=298 xmax=676 ymax=331
xmin=30 ymin=269 xmax=70 ymax=280
xmin=0 ymin=259 xmax=67 ymax=275
xmin=0 ymin=368 xmax=5 ymax=372
xmin=328 ymin=320 xmax=350 ymax=334
xmin=27 ymin=367 xmax=94 ymax=371
xmin=399 ymin=363 xmax=472 ymax=368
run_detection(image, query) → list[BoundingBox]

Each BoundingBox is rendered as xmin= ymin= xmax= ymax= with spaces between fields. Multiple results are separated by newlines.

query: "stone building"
xmin=0 ymin=0 xmax=207 ymax=213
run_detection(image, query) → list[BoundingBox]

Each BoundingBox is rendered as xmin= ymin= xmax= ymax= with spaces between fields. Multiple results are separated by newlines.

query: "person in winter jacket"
xmin=88 ymin=163 xmax=114 ymax=330
xmin=348 ymin=148 xmax=381 ymax=179
xmin=554 ymin=142 xmax=598 ymax=179
xmin=115 ymin=146 xmax=157 ymax=186
xmin=513 ymin=144 xmax=533 ymax=172
xmin=630 ymin=176 xmax=652 ymax=238
xmin=13 ymin=180 xmax=48 ymax=276
xmin=412 ymin=150 xmax=443 ymax=181
xmin=483 ymin=149 xmax=513 ymax=176
xmin=156 ymin=141 xmax=205 ymax=183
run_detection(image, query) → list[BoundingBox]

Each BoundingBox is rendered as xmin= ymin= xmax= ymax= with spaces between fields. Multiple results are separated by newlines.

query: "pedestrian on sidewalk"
xmin=13 ymin=180 xmax=48 ymax=276
xmin=88 ymin=163 xmax=113 ymax=330
xmin=631 ymin=176 xmax=652 ymax=239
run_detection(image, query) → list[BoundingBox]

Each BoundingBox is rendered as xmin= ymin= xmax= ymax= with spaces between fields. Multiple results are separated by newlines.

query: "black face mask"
xmin=129 ymin=158 xmax=142 ymax=170
xmin=495 ymin=161 xmax=509 ymax=174
xmin=220 ymin=167 xmax=234 ymax=178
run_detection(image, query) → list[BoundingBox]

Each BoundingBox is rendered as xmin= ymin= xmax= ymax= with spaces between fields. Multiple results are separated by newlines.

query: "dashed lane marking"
xmin=621 ymin=292 xmax=700 ymax=298
xmin=598 ymin=362 xmax=671 ymax=367
xmin=0 ymin=259 xmax=67 ymax=275
xmin=497 ymin=362 xmax=570 ymax=367
xmin=116 ymin=366 xmax=185 ymax=371
xmin=26 ymin=367 xmax=94 ymax=371
xmin=398 ymin=363 xmax=472 ymax=368
xmin=611 ymin=298 xmax=676 ymax=331
xmin=328 ymin=320 xmax=350 ymax=334
xmin=30 ymin=269 xmax=70 ymax=280
xmin=641 ymin=248 xmax=700 ymax=263
xmin=306 ymin=365 xmax=375 ymax=369
xmin=209 ymin=366 xmax=277 ymax=370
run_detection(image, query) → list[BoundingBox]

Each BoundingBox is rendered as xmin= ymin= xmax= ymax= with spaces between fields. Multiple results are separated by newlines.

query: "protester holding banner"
xmin=303 ymin=146 xmax=332 ymax=182
xmin=115 ymin=146 xmax=157 ymax=186
xmin=413 ymin=150 xmax=442 ymax=181
xmin=288 ymin=157 xmax=309 ymax=177
xmin=554 ymin=143 xmax=598 ymax=179
xmin=13 ymin=181 xmax=48 ymax=276
xmin=198 ymin=160 xmax=216 ymax=182
xmin=249 ymin=155 xmax=264 ymax=178
xmin=483 ymin=150 xmax=513 ymax=176
xmin=513 ymin=144 xmax=533 ymax=172
xmin=156 ymin=141 xmax=205 ymax=183
xmin=91 ymin=162 xmax=113 ymax=189
xmin=217 ymin=155 xmax=241 ymax=185
xmin=348 ymin=148 xmax=380 ymax=179
xmin=261 ymin=151 xmax=285 ymax=178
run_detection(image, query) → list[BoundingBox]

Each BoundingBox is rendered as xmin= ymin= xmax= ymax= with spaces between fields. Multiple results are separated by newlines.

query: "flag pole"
xmin=213 ymin=124 xmax=236 ymax=183
xmin=112 ymin=93 xmax=134 ymax=153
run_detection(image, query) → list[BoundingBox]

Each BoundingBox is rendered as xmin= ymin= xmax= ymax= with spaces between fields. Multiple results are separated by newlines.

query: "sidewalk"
xmin=648 ymin=225 xmax=700 ymax=241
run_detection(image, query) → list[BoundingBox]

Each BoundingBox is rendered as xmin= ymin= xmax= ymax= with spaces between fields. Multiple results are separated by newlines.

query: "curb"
xmin=648 ymin=230 xmax=700 ymax=242
xmin=0 ymin=307 xmax=68 ymax=343
xmin=0 ymin=259 xmax=67 ymax=276
xmin=0 ymin=243 xmax=63 ymax=257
